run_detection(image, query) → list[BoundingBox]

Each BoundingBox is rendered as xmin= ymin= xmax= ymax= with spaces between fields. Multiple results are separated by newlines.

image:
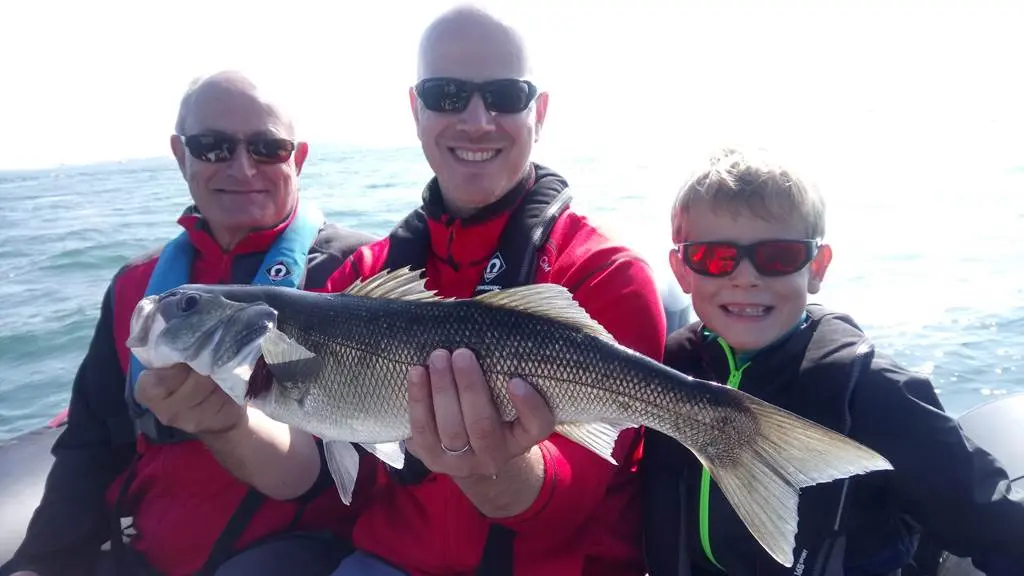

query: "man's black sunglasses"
xmin=414 ymin=77 xmax=538 ymax=114
xmin=179 ymin=133 xmax=296 ymax=164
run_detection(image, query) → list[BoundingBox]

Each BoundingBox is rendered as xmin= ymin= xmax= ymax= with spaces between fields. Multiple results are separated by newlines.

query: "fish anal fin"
xmin=554 ymin=421 xmax=634 ymax=465
xmin=359 ymin=441 xmax=406 ymax=470
xmin=342 ymin=266 xmax=442 ymax=302
xmin=474 ymin=284 xmax=617 ymax=344
xmin=324 ymin=441 xmax=361 ymax=506
xmin=259 ymin=328 xmax=323 ymax=382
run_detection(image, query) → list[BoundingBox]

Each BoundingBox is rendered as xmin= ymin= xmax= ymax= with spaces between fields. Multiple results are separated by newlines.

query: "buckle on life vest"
xmin=119 ymin=516 xmax=137 ymax=544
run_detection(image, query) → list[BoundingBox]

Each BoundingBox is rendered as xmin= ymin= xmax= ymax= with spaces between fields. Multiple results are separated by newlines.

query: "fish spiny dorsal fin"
xmin=473 ymin=284 xmax=618 ymax=344
xmin=341 ymin=266 xmax=443 ymax=302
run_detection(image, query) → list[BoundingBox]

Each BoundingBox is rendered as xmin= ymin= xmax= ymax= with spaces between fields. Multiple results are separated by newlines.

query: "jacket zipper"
xmin=699 ymin=337 xmax=749 ymax=571
xmin=443 ymin=215 xmax=460 ymax=272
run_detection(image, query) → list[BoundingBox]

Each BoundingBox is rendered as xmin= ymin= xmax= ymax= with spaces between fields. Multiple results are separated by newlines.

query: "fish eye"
xmin=179 ymin=293 xmax=201 ymax=314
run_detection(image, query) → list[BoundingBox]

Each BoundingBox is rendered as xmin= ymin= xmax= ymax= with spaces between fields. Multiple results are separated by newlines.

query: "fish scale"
xmin=127 ymin=266 xmax=894 ymax=568
xmin=277 ymin=295 xmax=640 ymax=436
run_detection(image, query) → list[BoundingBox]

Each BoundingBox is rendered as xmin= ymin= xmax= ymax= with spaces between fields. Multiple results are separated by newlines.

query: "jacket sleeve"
xmin=315 ymin=239 xmax=389 ymax=294
xmin=853 ymin=363 xmax=1024 ymax=573
xmin=0 ymin=282 xmax=137 ymax=576
xmin=491 ymin=248 xmax=667 ymax=538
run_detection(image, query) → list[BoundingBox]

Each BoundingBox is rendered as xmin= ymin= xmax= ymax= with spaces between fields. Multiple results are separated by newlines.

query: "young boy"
xmin=640 ymin=147 xmax=1024 ymax=576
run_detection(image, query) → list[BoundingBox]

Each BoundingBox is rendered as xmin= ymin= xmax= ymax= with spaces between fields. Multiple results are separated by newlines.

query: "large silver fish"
xmin=125 ymin=267 xmax=892 ymax=567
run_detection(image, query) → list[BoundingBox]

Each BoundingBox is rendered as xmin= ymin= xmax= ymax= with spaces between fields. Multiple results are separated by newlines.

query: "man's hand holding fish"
xmin=134 ymin=364 xmax=243 ymax=436
xmin=405 ymin=348 xmax=557 ymax=518
xmin=133 ymin=362 xmax=323 ymax=501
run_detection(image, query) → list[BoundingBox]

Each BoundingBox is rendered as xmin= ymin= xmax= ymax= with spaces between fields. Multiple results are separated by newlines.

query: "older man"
xmin=206 ymin=6 xmax=667 ymax=576
xmin=1 ymin=71 xmax=375 ymax=576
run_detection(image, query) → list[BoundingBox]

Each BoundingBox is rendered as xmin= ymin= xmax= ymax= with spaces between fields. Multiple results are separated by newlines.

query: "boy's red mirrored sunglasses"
xmin=676 ymin=239 xmax=821 ymax=278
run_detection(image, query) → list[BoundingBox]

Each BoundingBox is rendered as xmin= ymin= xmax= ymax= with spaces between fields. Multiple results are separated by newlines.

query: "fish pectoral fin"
xmin=358 ymin=441 xmax=406 ymax=470
xmin=341 ymin=266 xmax=442 ymax=302
xmin=554 ymin=421 xmax=635 ymax=465
xmin=259 ymin=328 xmax=323 ymax=382
xmin=324 ymin=441 xmax=361 ymax=506
xmin=473 ymin=285 xmax=617 ymax=344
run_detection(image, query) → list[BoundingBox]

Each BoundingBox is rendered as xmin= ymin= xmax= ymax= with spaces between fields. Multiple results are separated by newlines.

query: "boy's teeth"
xmin=725 ymin=305 xmax=768 ymax=317
xmin=453 ymin=149 xmax=497 ymax=162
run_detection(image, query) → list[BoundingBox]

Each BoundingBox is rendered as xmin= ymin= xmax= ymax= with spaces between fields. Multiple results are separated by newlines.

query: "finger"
xmin=451 ymin=348 xmax=504 ymax=458
xmin=174 ymin=373 xmax=222 ymax=412
xmin=506 ymin=378 xmax=556 ymax=456
xmin=195 ymin=388 xmax=242 ymax=435
xmin=405 ymin=364 xmax=440 ymax=458
xmin=149 ymin=370 xmax=217 ymax=428
xmin=427 ymin=349 xmax=470 ymax=453
xmin=133 ymin=364 xmax=191 ymax=407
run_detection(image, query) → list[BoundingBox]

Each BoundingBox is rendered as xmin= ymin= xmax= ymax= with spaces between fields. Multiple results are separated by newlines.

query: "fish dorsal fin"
xmin=342 ymin=266 xmax=442 ymax=302
xmin=473 ymin=284 xmax=617 ymax=344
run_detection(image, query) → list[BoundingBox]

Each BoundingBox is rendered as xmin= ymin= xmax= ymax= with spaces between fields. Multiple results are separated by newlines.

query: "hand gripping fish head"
xmin=125 ymin=287 xmax=278 ymax=405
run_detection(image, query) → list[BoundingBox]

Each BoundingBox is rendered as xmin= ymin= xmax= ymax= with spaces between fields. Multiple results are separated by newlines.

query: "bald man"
xmin=1 ymin=71 xmax=375 ymax=576
xmin=211 ymin=6 xmax=667 ymax=575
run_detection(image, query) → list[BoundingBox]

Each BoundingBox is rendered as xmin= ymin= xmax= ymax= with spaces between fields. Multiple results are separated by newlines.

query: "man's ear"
xmin=170 ymin=134 xmax=187 ymax=175
xmin=533 ymin=92 xmax=549 ymax=142
xmin=409 ymin=86 xmax=421 ymax=126
xmin=293 ymin=141 xmax=309 ymax=175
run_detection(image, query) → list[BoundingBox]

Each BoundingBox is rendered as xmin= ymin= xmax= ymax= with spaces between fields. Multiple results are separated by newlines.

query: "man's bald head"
xmin=170 ymin=69 xmax=308 ymax=251
xmin=174 ymin=70 xmax=295 ymax=137
xmin=416 ymin=5 xmax=532 ymax=81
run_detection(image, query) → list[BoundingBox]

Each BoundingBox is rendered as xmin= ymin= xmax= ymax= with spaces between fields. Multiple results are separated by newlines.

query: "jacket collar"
xmin=421 ymin=164 xmax=537 ymax=225
xmin=689 ymin=313 xmax=814 ymax=389
xmin=422 ymin=164 xmax=542 ymax=269
xmin=177 ymin=201 xmax=298 ymax=258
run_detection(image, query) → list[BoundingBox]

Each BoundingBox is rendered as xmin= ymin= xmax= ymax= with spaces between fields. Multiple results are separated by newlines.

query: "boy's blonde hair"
xmin=671 ymin=147 xmax=826 ymax=243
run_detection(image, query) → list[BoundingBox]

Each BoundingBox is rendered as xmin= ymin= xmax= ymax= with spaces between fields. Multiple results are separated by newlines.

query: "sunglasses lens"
xmin=682 ymin=240 xmax=815 ymax=277
xmin=481 ymin=80 xmax=536 ymax=113
xmin=684 ymin=242 xmax=739 ymax=277
xmin=416 ymin=78 xmax=536 ymax=114
xmin=248 ymin=137 xmax=296 ymax=164
xmin=416 ymin=78 xmax=472 ymax=113
xmin=751 ymin=241 xmax=813 ymax=276
xmin=183 ymin=135 xmax=295 ymax=164
xmin=184 ymin=134 xmax=236 ymax=163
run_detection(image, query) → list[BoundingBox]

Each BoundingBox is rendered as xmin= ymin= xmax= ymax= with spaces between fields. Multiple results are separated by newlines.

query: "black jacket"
xmin=642 ymin=304 xmax=1024 ymax=576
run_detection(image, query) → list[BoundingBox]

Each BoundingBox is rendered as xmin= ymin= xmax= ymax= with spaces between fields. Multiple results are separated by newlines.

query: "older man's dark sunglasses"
xmin=180 ymin=134 xmax=296 ymax=164
xmin=677 ymin=239 xmax=820 ymax=278
xmin=414 ymin=77 xmax=538 ymax=114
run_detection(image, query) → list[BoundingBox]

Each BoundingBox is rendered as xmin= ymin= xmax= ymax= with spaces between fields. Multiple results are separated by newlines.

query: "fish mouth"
xmin=126 ymin=295 xmax=160 ymax=349
xmin=205 ymin=303 xmax=278 ymax=368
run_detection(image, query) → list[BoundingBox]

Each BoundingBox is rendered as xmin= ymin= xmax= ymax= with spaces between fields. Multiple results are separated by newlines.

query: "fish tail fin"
xmin=696 ymin=394 xmax=892 ymax=568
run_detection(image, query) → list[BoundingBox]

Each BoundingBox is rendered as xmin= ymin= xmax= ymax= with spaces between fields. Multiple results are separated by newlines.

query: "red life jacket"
xmin=104 ymin=208 xmax=372 ymax=576
xmin=320 ymin=164 xmax=668 ymax=576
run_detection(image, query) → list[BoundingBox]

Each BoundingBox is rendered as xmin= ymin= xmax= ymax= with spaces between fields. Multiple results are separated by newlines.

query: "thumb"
xmin=134 ymin=363 xmax=191 ymax=405
xmin=506 ymin=378 xmax=555 ymax=455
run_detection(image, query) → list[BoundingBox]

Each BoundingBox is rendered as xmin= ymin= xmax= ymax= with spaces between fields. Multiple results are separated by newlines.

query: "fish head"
xmin=126 ymin=287 xmax=278 ymax=389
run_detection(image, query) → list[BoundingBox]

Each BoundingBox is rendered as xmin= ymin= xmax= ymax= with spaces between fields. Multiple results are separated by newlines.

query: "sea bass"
xmin=125 ymin=266 xmax=892 ymax=567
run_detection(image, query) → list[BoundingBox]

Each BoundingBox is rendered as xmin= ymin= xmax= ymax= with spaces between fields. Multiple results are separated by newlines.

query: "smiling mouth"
xmin=214 ymin=189 xmax=267 ymax=194
xmin=721 ymin=304 xmax=774 ymax=317
xmin=450 ymin=148 xmax=501 ymax=162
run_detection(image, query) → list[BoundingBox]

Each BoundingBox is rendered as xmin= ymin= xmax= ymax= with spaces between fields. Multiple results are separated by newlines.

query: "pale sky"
xmin=0 ymin=0 xmax=1020 ymax=172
